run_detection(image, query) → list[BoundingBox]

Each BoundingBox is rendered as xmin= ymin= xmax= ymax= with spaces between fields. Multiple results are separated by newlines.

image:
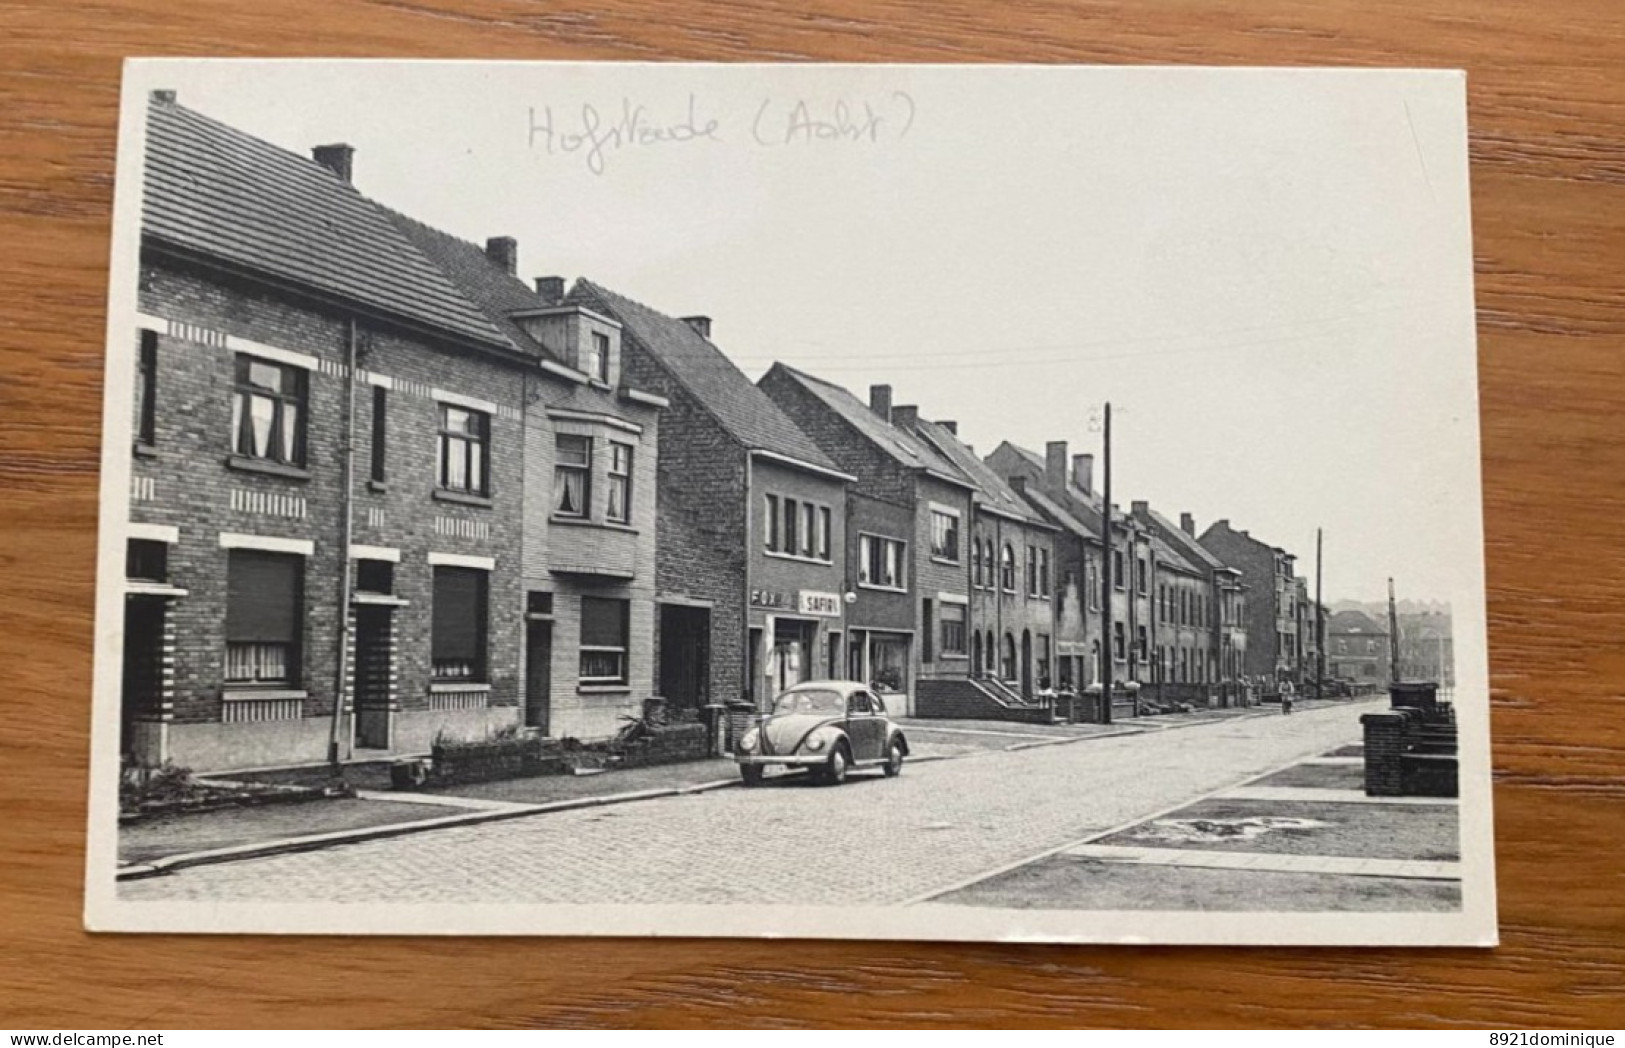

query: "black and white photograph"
xmin=87 ymin=60 xmax=1494 ymax=944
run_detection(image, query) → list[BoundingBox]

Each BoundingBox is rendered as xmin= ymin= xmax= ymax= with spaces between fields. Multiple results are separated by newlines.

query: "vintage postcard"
xmin=85 ymin=60 xmax=1495 ymax=944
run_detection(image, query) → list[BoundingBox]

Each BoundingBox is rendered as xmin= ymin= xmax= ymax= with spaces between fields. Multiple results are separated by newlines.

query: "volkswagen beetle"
xmin=734 ymin=680 xmax=909 ymax=787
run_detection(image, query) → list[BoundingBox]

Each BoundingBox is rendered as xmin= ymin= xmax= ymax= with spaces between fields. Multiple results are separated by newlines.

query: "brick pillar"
xmin=1361 ymin=712 xmax=1408 ymax=796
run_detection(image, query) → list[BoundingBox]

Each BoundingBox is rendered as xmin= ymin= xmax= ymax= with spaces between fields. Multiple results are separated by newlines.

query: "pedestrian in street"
xmin=1281 ymin=678 xmax=1295 ymax=715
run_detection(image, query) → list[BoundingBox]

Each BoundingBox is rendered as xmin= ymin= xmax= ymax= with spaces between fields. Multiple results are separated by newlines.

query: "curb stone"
xmin=118 ymin=702 xmax=1376 ymax=881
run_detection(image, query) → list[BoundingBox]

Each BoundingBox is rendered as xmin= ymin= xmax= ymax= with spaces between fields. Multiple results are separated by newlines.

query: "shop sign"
xmin=798 ymin=590 xmax=843 ymax=617
xmin=750 ymin=589 xmax=790 ymax=609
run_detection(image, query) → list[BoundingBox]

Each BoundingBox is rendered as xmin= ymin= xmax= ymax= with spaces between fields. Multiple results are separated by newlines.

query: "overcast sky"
xmin=123 ymin=61 xmax=1483 ymax=608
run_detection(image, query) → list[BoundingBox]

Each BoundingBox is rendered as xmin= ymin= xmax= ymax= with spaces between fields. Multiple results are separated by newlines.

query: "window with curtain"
xmin=437 ymin=404 xmax=489 ymax=496
xmin=940 ymin=602 xmax=967 ymax=656
xmin=580 ymin=597 xmax=630 ymax=685
xmin=231 ymin=355 xmax=307 ymax=466
xmin=432 ymin=567 xmax=488 ymax=681
xmin=1001 ymin=544 xmax=1016 ymax=592
xmin=225 ymin=550 xmax=303 ymax=685
xmin=606 ymin=442 xmax=633 ymax=524
xmin=554 ymin=434 xmax=591 ymax=517
xmin=764 ymin=494 xmax=779 ymax=550
xmin=860 ymin=534 xmax=904 ymax=589
xmin=930 ymin=510 xmax=960 ymax=562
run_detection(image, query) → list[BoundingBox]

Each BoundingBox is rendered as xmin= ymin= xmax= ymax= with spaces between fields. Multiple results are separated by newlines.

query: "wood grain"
xmin=1 ymin=0 xmax=1621 ymax=1029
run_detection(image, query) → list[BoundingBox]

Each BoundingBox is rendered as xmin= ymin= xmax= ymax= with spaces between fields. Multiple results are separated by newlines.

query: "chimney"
xmin=680 ymin=316 xmax=712 ymax=339
xmin=893 ymin=405 xmax=920 ymax=429
xmin=150 ymin=89 xmax=177 ymax=105
xmin=485 ymin=236 xmax=518 ymax=275
xmin=869 ymin=384 xmax=893 ymax=422
xmin=1045 ymin=441 xmax=1068 ymax=490
xmin=534 ymin=276 xmax=565 ymax=304
xmin=312 ymin=143 xmax=354 ymax=183
xmin=938 ymin=420 xmax=958 ymax=435
xmin=1131 ymin=500 xmax=1150 ymax=524
xmin=1180 ymin=512 xmax=1196 ymax=536
xmin=1072 ymin=453 xmax=1094 ymax=494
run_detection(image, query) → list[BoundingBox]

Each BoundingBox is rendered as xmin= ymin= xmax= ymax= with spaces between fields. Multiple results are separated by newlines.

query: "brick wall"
xmin=914 ymin=475 xmax=974 ymax=679
xmin=130 ymin=255 xmax=526 ymax=770
xmin=847 ymin=492 xmax=914 ymax=633
xmin=1199 ymin=522 xmax=1280 ymax=681
xmin=619 ymin=343 xmax=748 ymax=706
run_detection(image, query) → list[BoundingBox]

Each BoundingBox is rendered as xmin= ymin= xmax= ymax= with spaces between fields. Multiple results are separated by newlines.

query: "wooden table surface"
xmin=2 ymin=0 xmax=1621 ymax=1030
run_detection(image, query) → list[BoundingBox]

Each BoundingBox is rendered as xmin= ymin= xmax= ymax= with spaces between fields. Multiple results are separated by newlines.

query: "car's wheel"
xmin=883 ymin=739 xmax=904 ymax=778
xmin=740 ymin=764 xmax=765 ymax=788
xmin=822 ymin=743 xmax=849 ymax=786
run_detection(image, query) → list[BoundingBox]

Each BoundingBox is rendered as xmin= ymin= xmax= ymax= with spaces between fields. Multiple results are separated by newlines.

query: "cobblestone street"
xmin=121 ymin=699 xmax=1388 ymax=906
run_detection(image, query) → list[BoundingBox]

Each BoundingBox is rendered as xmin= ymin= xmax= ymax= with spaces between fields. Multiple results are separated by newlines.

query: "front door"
xmin=525 ymin=620 xmax=552 ymax=732
xmin=845 ymin=689 xmax=887 ymax=761
xmin=658 ymin=604 xmax=710 ymax=715
xmin=353 ymin=606 xmax=393 ymax=750
xmin=121 ymin=595 xmax=165 ymax=761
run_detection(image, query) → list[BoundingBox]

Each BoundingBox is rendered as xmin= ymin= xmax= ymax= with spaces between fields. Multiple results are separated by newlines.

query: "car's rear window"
xmin=773 ymin=689 xmax=845 ymax=715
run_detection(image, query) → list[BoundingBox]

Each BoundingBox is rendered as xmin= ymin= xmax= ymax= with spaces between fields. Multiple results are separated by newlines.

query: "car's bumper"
xmin=734 ymin=753 xmax=827 ymax=768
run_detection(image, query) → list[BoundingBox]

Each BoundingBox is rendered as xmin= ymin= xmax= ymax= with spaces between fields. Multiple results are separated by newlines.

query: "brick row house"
xmin=903 ymin=417 xmax=1060 ymax=709
xmin=121 ymin=94 xmax=666 ymax=772
xmin=566 ymin=284 xmax=855 ymax=718
xmin=117 ymin=95 xmax=1330 ymax=767
xmin=1131 ymin=503 xmax=1250 ymax=705
xmin=1198 ymin=519 xmax=1306 ymax=688
xmin=756 ymin=370 xmax=984 ymax=717
xmin=986 ymin=441 xmax=1159 ymax=702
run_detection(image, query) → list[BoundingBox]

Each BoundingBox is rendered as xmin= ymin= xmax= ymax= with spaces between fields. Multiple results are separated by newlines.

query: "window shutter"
xmin=227 ymin=551 xmax=301 ymax=643
xmin=581 ymin=597 xmax=628 ymax=648
xmin=433 ymin=568 xmax=485 ymax=661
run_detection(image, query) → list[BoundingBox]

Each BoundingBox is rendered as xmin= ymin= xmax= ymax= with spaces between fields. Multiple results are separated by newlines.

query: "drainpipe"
xmin=327 ymin=318 xmax=359 ymax=774
xmin=743 ymin=452 xmax=756 ymax=710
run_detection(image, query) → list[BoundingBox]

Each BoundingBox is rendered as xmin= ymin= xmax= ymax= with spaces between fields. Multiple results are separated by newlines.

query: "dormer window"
xmin=586 ymin=331 xmax=610 ymax=383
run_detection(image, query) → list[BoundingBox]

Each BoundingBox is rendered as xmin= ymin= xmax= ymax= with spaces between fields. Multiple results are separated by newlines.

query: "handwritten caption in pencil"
xmin=526 ymin=93 xmax=917 ymax=175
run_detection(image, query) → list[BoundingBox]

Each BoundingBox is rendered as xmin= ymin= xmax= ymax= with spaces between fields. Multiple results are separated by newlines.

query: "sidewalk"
xmin=925 ymin=738 xmax=1464 ymax=912
xmin=119 ymin=757 xmax=741 ymax=872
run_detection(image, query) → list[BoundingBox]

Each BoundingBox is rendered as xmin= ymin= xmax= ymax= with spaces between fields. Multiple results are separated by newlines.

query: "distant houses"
xmin=119 ymin=93 xmax=1360 ymax=775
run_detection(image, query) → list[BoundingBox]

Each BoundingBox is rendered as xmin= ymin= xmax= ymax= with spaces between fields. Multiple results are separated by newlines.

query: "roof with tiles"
xmin=1014 ymin=483 xmax=1100 ymax=542
xmin=141 ymin=96 xmax=507 ymax=349
xmin=1000 ymin=441 xmax=1120 ymax=526
xmin=1149 ymin=533 xmax=1201 ymax=576
xmin=384 ymin=211 xmax=627 ymax=415
xmin=912 ymin=420 xmax=1048 ymax=525
xmin=763 ymin=364 xmax=969 ymax=483
xmin=567 ymin=280 xmax=839 ymax=472
xmin=1141 ymin=505 xmax=1231 ymax=573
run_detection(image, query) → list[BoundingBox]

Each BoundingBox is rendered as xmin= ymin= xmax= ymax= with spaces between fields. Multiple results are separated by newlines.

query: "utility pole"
xmin=1315 ymin=528 xmax=1325 ymax=699
xmin=1099 ymin=402 xmax=1113 ymax=725
xmin=1387 ymin=576 xmax=1402 ymax=684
